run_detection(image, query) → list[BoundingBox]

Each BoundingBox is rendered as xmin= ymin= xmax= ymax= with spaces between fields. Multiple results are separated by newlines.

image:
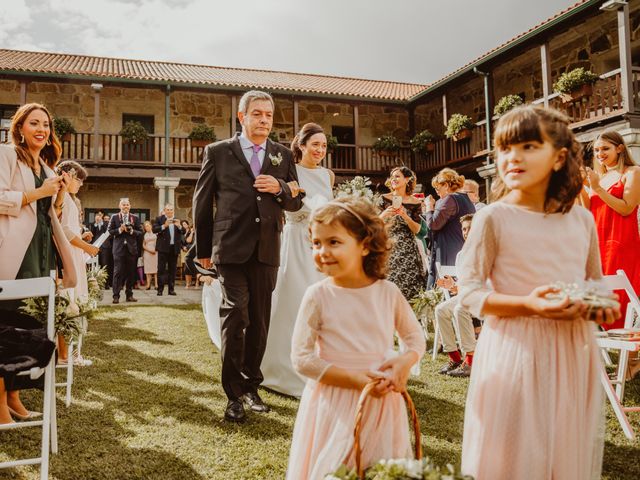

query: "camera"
xmin=123 ymin=217 xmax=134 ymax=234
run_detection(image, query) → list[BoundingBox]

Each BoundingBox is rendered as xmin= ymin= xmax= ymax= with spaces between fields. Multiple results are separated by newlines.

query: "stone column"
xmin=153 ymin=177 xmax=181 ymax=215
xmin=540 ymin=43 xmax=552 ymax=108
xmin=619 ymin=128 xmax=640 ymax=165
xmin=91 ymin=83 xmax=103 ymax=162
xmin=19 ymin=81 xmax=28 ymax=105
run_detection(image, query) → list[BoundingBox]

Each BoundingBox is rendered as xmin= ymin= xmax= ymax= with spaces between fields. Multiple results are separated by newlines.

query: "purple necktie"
xmin=250 ymin=144 xmax=262 ymax=177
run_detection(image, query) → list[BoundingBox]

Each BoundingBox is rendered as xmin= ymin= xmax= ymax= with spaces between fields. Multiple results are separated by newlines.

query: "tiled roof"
xmin=411 ymin=0 xmax=597 ymax=99
xmin=0 ymin=49 xmax=426 ymax=102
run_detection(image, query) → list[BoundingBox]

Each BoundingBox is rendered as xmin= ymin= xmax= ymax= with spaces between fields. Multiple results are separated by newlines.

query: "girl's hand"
xmin=585 ymin=167 xmax=601 ymax=192
xmin=377 ymin=353 xmax=417 ymax=393
xmin=591 ymin=306 xmax=619 ymax=326
xmin=380 ymin=206 xmax=397 ymax=220
xmin=525 ymin=285 xmax=586 ymax=320
xmin=286 ymin=180 xmax=303 ymax=198
xmin=84 ymin=244 xmax=100 ymax=257
xmin=39 ymin=176 xmax=62 ymax=197
xmin=352 ymin=372 xmax=391 ymax=397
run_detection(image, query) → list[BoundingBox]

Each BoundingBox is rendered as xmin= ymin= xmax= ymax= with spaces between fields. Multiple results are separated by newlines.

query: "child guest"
xmin=286 ymin=198 xmax=425 ymax=480
xmin=459 ymin=106 xmax=618 ymax=479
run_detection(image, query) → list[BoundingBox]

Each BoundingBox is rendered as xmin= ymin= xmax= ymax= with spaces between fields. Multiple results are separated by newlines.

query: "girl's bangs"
xmin=494 ymin=108 xmax=544 ymax=148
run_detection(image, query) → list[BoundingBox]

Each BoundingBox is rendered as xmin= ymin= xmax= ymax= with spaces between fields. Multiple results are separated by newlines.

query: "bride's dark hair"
xmin=290 ymin=123 xmax=325 ymax=163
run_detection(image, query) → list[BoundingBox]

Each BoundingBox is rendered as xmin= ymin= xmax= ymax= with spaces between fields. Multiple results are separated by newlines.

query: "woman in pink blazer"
xmin=0 ymin=103 xmax=77 ymax=424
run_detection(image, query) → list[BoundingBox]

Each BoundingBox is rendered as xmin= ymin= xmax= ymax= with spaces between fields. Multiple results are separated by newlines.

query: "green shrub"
xmin=373 ymin=134 xmax=401 ymax=152
xmin=410 ymin=130 xmax=436 ymax=153
xmin=188 ymin=124 xmax=216 ymax=142
xmin=119 ymin=120 xmax=148 ymax=144
xmin=53 ymin=117 xmax=76 ymax=138
xmin=493 ymin=94 xmax=524 ymax=116
xmin=444 ymin=114 xmax=474 ymax=139
xmin=553 ymin=67 xmax=599 ymax=94
xmin=327 ymin=135 xmax=339 ymax=152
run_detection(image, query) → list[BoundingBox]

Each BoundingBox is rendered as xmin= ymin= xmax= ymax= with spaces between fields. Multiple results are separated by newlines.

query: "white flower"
xmin=269 ymin=152 xmax=283 ymax=166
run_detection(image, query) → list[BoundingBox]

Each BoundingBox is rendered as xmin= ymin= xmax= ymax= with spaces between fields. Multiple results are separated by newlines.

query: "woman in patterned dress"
xmin=379 ymin=166 xmax=425 ymax=300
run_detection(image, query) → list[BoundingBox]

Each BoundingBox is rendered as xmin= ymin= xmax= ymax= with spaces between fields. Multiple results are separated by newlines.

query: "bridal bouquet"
xmin=334 ymin=176 xmax=380 ymax=206
xmin=326 ymin=457 xmax=472 ymax=479
xmin=544 ymin=281 xmax=620 ymax=320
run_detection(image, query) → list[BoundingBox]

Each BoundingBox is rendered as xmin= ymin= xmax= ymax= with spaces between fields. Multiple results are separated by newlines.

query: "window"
xmin=0 ymin=104 xmax=19 ymax=142
xmin=122 ymin=114 xmax=155 ymax=161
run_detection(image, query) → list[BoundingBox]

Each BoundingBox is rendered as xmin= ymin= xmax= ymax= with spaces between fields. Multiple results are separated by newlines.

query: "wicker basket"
xmin=353 ymin=381 xmax=422 ymax=479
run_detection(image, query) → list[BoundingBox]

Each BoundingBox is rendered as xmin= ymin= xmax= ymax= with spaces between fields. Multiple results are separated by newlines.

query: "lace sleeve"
xmin=458 ymin=210 xmax=498 ymax=318
xmin=290 ymin=289 xmax=332 ymax=381
xmin=394 ymin=287 xmax=426 ymax=358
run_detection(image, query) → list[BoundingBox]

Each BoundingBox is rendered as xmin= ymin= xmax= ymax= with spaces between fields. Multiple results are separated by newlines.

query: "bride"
xmin=261 ymin=123 xmax=334 ymax=397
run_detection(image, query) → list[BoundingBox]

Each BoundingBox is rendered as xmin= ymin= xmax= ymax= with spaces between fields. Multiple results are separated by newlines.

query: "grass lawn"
xmin=1 ymin=304 xmax=639 ymax=479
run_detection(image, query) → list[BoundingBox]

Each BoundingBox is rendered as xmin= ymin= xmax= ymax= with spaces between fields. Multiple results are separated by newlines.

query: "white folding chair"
xmin=602 ymin=269 xmax=640 ymax=400
xmin=432 ymin=263 xmax=462 ymax=360
xmin=0 ymin=272 xmax=58 ymax=479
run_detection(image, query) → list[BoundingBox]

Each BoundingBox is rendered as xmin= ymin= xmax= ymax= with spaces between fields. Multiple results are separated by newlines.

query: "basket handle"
xmin=353 ymin=380 xmax=422 ymax=479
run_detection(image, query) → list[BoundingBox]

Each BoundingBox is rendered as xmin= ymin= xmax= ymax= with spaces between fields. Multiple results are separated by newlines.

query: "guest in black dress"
xmin=424 ymin=167 xmax=475 ymax=287
xmin=379 ymin=166 xmax=425 ymax=301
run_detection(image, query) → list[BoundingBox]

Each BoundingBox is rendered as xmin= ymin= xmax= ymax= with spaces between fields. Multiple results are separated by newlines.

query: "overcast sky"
xmin=1 ymin=0 xmax=579 ymax=85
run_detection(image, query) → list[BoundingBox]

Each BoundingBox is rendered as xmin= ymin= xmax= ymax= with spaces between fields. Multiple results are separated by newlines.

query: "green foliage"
xmin=20 ymin=294 xmax=83 ymax=342
xmin=327 ymin=135 xmax=339 ymax=152
xmin=119 ymin=120 xmax=148 ymax=144
xmin=553 ymin=67 xmax=599 ymax=94
xmin=373 ymin=135 xmax=401 ymax=152
xmin=326 ymin=457 xmax=473 ymax=479
xmin=444 ymin=114 xmax=474 ymax=139
xmin=410 ymin=130 xmax=436 ymax=154
xmin=410 ymin=288 xmax=445 ymax=323
xmin=493 ymin=94 xmax=524 ymax=116
xmin=53 ymin=117 xmax=76 ymax=138
xmin=188 ymin=124 xmax=217 ymax=142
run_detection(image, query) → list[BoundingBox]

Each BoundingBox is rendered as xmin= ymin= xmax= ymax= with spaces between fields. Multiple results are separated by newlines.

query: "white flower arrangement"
xmin=269 ymin=152 xmax=283 ymax=166
xmin=334 ymin=176 xmax=380 ymax=206
xmin=325 ymin=456 xmax=472 ymax=479
xmin=545 ymin=281 xmax=620 ymax=320
xmin=410 ymin=288 xmax=445 ymax=323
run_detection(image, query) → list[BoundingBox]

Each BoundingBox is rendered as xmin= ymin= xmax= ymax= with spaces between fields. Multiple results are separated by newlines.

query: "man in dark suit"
xmin=193 ymin=90 xmax=304 ymax=422
xmin=108 ymin=198 xmax=143 ymax=304
xmin=101 ymin=214 xmax=114 ymax=289
xmin=153 ymin=203 xmax=185 ymax=296
xmin=90 ymin=211 xmax=111 ymax=286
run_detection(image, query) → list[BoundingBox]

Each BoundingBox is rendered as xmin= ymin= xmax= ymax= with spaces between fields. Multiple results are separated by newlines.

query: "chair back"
xmin=602 ymin=269 xmax=640 ymax=329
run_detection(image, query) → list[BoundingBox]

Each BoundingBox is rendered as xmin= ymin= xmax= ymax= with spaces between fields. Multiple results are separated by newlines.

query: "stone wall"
xmin=415 ymin=97 xmax=444 ymax=136
xmin=357 ymin=104 xmax=410 ymax=144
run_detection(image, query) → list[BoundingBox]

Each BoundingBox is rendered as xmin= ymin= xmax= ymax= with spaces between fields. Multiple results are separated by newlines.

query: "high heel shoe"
xmin=8 ymin=407 xmax=42 ymax=421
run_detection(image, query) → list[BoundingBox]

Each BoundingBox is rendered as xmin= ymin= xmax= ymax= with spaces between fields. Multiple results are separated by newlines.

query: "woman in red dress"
xmin=580 ymin=129 xmax=640 ymax=330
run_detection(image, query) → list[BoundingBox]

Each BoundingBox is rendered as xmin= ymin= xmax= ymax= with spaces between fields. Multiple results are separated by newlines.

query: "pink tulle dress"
xmin=458 ymin=202 xmax=604 ymax=480
xmin=286 ymin=279 xmax=425 ymax=480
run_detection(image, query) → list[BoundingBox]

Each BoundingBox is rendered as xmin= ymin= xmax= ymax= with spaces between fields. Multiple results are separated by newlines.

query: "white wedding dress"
xmin=261 ymin=165 xmax=333 ymax=397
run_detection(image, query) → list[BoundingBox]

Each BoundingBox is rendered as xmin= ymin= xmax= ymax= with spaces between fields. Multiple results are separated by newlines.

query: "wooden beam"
xmin=19 ymin=81 xmax=27 ymax=105
xmin=231 ymin=95 xmax=238 ymax=137
xmin=293 ymin=99 xmax=300 ymax=135
xmin=353 ymin=105 xmax=360 ymax=170
xmin=91 ymin=84 xmax=102 ymax=162
xmin=618 ymin=4 xmax=634 ymax=112
xmin=540 ymin=42 xmax=552 ymax=108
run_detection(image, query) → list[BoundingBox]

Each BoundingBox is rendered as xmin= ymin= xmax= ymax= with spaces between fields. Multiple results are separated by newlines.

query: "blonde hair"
xmin=593 ymin=129 xmax=636 ymax=175
xmin=310 ymin=197 xmax=390 ymax=279
xmin=10 ymin=103 xmax=61 ymax=170
xmin=431 ymin=168 xmax=465 ymax=191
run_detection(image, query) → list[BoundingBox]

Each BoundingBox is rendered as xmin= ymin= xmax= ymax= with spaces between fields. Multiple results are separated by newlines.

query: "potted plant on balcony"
xmin=188 ymin=124 xmax=216 ymax=148
xmin=53 ymin=117 xmax=76 ymax=142
xmin=410 ymin=130 xmax=436 ymax=154
xmin=120 ymin=120 xmax=148 ymax=145
xmin=553 ymin=67 xmax=599 ymax=103
xmin=494 ymin=94 xmax=524 ymax=116
xmin=445 ymin=114 xmax=474 ymax=142
xmin=327 ymin=135 xmax=339 ymax=153
xmin=373 ymin=134 xmax=401 ymax=156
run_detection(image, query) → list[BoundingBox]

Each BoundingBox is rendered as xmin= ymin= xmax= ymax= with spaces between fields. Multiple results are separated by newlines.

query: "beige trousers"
xmin=434 ymin=295 xmax=476 ymax=354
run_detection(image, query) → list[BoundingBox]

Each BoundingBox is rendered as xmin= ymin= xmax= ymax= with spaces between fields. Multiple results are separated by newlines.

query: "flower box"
xmin=452 ymin=128 xmax=472 ymax=142
xmin=191 ymin=138 xmax=209 ymax=148
xmin=560 ymin=83 xmax=593 ymax=103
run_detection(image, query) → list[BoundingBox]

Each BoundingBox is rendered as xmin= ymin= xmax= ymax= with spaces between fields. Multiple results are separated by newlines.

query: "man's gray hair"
xmin=463 ymin=179 xmax=479 ymax=191
xmin=238 ymin=90 xmax=274 ymax=114
xmin=164 ymin=203 xmax=174 ymax=209
xmin=119 ymin=197 xmax=130 ymax=205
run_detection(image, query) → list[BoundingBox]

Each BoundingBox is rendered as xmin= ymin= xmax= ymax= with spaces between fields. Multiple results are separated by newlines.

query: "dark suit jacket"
xmin=193 ymin=135 xmax=304 ymax=267
xmin=90 ymin=222 xmax=109 ymax=251
xmin=108 ymin=213 xmax=143 ymax=257
xmin=153 ymin=215 xmax=186 ymax=255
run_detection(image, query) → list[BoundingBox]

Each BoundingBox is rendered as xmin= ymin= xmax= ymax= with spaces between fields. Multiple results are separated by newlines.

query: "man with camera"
xmin=153 ymin=203 xmax=186 ymax=296
xmin=108 ymin=198 xmax=143 ymax=304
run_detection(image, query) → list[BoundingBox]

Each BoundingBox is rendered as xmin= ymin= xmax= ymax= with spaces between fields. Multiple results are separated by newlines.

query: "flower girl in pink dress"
xmin=458 ymin=106 xmax=619 ymax=480
xmin=286 ymin=198 xmax=425 ymax=480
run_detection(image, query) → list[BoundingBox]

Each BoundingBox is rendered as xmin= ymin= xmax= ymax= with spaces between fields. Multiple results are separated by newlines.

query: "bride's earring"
xmin=46 ymin=137 xmax=51 ymax=146
xmin=20 ymin=133 xmax=24 ymax=144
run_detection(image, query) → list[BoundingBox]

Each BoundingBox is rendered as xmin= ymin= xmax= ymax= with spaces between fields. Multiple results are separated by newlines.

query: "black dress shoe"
xmin=157 ymin=291 xmax=163 ymax=296
xmin=112 ymin=297 xmax=119 ymax=304
xmin=126 ymin=296 xmax=138 ymax=302
xmin=224 ymin=399 xmax=246 ymax=422
xmin=243 ymin=391 xmax=270 ymax=413
xmin=438 ymin=360 xmax=462 ymax=375
xmin=168 ymin=291 xmax=177 ymax=296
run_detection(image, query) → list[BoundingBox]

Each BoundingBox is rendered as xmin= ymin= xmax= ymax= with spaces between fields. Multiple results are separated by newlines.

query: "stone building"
xmin=0 ymin=0 xmax=639 ymax=221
